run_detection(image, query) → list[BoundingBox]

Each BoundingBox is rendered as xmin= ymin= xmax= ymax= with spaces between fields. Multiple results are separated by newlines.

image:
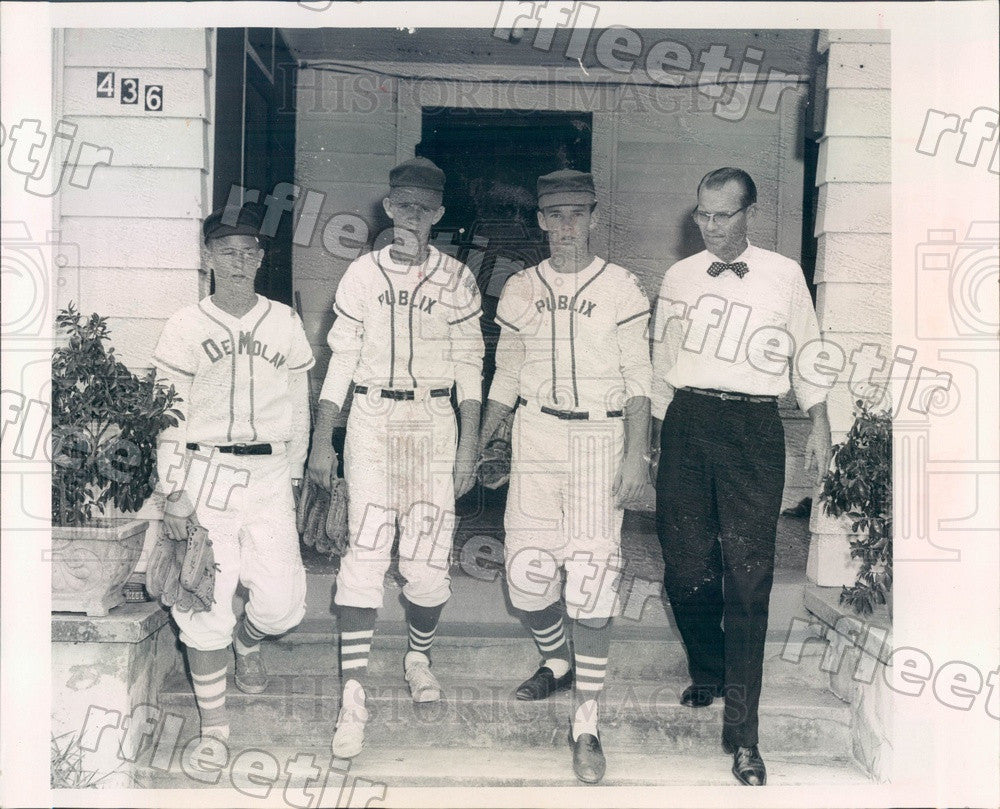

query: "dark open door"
xmin=213 ymin=28 xmax=297 ymax=306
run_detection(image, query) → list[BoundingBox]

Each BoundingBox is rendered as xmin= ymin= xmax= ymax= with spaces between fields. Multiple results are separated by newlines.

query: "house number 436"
xmin=96 ymin=72 xmax=164 ymax=112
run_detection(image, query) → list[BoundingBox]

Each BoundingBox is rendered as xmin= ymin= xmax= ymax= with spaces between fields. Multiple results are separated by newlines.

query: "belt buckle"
xmin=232 ymin=442 xmax=249 ymax=455
xmin=718 ymin=391 xmax=733 ymax=402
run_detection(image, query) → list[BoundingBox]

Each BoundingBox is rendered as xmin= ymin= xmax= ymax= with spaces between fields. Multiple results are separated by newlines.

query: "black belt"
xmin=186 ymin=442 xmax=272 ymax=455
xmin=354 ymin=385 xmax=451 ymax=400
xmin=517 ymin=396 xmax=623 ymax=420
xmin=681 ymin=387 xmax=777 ymax=404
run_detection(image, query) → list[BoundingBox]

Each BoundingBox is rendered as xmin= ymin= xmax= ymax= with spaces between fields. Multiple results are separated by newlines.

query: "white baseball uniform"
xmin=488 ymin=257 xmax=652 ymax=619
xmin=319 ymin=244 xmax=484 ymax=609
xmin=153 ymin=294 xmax=314 ymax=651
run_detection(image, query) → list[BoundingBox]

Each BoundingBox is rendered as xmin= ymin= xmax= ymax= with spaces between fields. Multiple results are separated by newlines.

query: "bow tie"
xmin=707 ymin=261 xmax=749 ymax=278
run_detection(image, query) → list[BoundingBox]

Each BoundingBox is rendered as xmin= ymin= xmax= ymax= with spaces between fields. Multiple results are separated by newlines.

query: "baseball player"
xmin=477 ymin=169 xmax=652 ymax=784
xmin=306 ymin=157 xmax=484 ymax=759
xmin=153 ymin=203 xmax=313 ymax=765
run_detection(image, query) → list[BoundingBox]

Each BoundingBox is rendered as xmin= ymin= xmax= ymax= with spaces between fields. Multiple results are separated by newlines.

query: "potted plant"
xmin=51 ymin=305 xmax=182 ymax=616
xmin=818 ymin=400 xmax=893 ymax=616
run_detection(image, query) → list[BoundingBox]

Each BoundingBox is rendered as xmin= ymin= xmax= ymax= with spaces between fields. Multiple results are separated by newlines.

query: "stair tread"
xmin=281 ymin=617 xmax=815 ymax=644
xmin=158 ymin=670 xmax=849 ymax=713
xmin=135 ymin=744 xmax=868 ymax=788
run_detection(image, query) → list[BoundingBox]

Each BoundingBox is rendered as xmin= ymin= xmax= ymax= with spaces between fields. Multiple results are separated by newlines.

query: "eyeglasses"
xmin=213 ymin=247 xmax=262 ymax=262
xmin=692 ymin=206 xmax=748 ymax=226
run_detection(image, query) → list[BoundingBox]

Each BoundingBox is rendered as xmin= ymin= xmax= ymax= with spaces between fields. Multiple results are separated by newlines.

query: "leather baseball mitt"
xmin=477 ymin=437 xmax=512 ymax=490
xmin=323 ymin=476 xmax=349 ymax=556
xmin=298 ymin=475 xmax=349 ymax=558
xmin=296 ymin=476 xmax=317 ymax=535
xmin=146 ymin=523 xmax=217 ymax=613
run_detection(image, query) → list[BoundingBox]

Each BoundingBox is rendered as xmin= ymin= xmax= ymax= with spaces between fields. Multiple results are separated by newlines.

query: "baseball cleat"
xmin=186 ymin=728 xmax=230 ymax=773
xmin=234 ymin=650 xmax=269 ymax=694
xmin=403 ymin=651 xmax=441 ymax=702
xmin=570 ymin=727 xmax=606 ymax=784
xmin=515 ymin=665 xmax=574 ymax=701
xmin=331 ymin=703 xmax=370 ymax=759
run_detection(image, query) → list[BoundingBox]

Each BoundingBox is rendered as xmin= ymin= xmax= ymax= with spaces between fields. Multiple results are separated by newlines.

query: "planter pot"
xmin=806 ymin=497 xmax=861 ymax=587
xmin=51 ymin=519 xmax=148 ymax=617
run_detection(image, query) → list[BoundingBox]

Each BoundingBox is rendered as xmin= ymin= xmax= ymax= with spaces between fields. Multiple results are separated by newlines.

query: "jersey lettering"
xmin=201 ymin=332 xmax=287 ymax=368
xmin=535 ymin=297 xmax=598 ymax=317
xmin=377 ymin=290 xmax=437 ymax=314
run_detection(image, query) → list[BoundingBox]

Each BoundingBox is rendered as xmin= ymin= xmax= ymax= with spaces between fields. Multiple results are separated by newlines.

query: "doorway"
xmin=417 ymin=107 xmax=594 ymax=395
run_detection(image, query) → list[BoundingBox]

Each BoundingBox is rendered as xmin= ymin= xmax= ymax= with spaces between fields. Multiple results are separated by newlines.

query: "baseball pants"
xmin=172 ymin=448 xmax=307 ymax=652
xmin=334 ymin=389 xmax=457 ymax=610
xmin=655 ymin=388 xmax=785 ymax=748
xmin=504 ymin=406 xmax=625 ymax=621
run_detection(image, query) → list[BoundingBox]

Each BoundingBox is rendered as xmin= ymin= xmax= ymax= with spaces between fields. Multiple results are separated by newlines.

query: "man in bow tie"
xmin=649 ymin=168 xmax=832 ymax=786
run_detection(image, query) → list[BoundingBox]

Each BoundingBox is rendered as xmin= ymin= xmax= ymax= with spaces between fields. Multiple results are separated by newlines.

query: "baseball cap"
xmin=537 ymin=169 xmax=596 ymax=209
xmin=203 ymin=203 xmax=265 ymax=243
xmin=389 ymin=157 xmax=446 ymax=193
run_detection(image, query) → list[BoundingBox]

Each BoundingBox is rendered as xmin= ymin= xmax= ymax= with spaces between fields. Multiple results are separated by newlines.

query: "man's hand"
xmin=307 ymin=443 xmax=337 ymax=490
xmin=613 ymin=451 xmax=648 ymax=507
xmin=804 ymin=406 xmax=833 ymax=486
xmin=163 ymin=491 xmax=196 ymax=540
xmin=646 ymin=447 xmax=661 ymax=485
xmin=454 ymin=440 xmax=478 ymax=499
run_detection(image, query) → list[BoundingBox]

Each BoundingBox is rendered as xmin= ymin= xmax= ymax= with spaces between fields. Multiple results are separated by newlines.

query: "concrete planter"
xmin=806 ymin=501 xmax=861 ymax=587
xmin=51 ymin=519 xmax=148 ymax=617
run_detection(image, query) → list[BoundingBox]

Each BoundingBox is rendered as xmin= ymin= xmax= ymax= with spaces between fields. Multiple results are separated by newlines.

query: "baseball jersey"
xmin=320 ymin=245 xmax=485 ymax=406
xmin=153 ymin=295 xmax=315 ymax=446
xmin=489 ymin=257 xmax=653 ymax=414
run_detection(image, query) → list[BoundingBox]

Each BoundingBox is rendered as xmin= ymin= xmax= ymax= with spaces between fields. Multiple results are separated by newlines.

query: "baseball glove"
xmin=324 ymin=477 xmax=349 ymax=556
xmin=477 ymin=437 xmax=512 ymax=490
xmin=298 ymin=476 xmax=349 ymax=558
xmin=146 ymin=523 xmax=217 ymax=613
xmin=296 ymin=476 xmax=316 ymax=535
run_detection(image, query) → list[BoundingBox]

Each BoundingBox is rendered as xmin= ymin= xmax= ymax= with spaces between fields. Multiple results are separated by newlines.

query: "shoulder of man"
xmin=669 ymin=250 xmax=711 ymax=272
xmin=496 ymin=265 xmax=533 ymax=298
xmin=163 ymin=300 xmax=208 ymax=332
xmin=745 ymin=242 xmax=795 ymax=264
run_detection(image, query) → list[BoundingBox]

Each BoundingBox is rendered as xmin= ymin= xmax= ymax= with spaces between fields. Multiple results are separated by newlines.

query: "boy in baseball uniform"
xmin=153 ymin=204 xmax=313 ymax=763
xmin=307 ymin=157 xmax=484 ymax=758
xmin=477 ymin=170 xmax=652 ymax=783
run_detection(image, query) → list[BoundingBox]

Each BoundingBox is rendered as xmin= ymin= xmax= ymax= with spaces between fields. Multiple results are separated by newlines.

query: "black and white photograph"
xmin=1 ymin=2 xmax=997 ymax=807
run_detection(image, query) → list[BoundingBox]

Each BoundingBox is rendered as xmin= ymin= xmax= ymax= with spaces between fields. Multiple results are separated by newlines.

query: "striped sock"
xmin=571 ymin=617 xmax=612 ymax=740
xmin=234 ymin=615 xmax=267 ymax=656
xmin=521 ymin=603 xmax=572 ymax=678
xmin=187 ymin=647 xmax=230 ymax=739
xmin=404 ymin=598 xmax=443 ymax=663
xmin=338 ymin=606 xmax=377 ymax=685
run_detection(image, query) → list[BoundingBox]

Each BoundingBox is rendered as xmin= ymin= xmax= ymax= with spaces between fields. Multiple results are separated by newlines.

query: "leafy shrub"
xmin=51 ymin=305 xmax=182 ymax=526
xmin=819 ymin=401 xmax=892 ymax=615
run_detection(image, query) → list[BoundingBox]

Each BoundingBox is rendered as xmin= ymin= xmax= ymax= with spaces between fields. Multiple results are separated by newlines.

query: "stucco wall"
xmin=56 ymin=28 xmax=214 ymax=370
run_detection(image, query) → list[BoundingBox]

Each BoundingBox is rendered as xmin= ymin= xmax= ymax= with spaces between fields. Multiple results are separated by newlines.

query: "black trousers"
xmin=655 ymin=389 xmax=785 ymax=748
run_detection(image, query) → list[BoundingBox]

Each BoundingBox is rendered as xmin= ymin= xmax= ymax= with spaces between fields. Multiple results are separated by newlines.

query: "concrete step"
xmin=156 ymin=671 xmax=850 ymax=756
xmin=302 ymin=567 xmax=820 ymax=636
xmin=259 ymin=621 xmax=830 ymax=689
xmin=134 ymin=744 xmax=868 ymax=789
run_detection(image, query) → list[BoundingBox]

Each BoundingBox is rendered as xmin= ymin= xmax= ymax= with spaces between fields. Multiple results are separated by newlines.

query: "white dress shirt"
xmin=650 ymin=242 xmax=827 ymax=420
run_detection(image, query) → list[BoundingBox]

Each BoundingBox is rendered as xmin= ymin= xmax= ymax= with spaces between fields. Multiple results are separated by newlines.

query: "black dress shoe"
xmin=680 ymin=684 xmax=724 ymax=707
xmin=730 ymin=744 xmax=767 ymax=785
xmin=514 ymin=666 xmax=573 ymax=701
xmin=570 ymin=730 xmax=606 ymax=784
